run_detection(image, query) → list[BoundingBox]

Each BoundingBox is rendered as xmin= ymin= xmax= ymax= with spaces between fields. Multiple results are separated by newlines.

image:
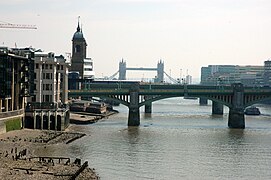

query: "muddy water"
xmin=36 ymin=98 xmax=271 ymax=180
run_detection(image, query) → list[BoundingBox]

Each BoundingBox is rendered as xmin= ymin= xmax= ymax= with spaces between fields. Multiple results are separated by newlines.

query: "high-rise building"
xmin=186 ymin=75 xmax=192 ymax=84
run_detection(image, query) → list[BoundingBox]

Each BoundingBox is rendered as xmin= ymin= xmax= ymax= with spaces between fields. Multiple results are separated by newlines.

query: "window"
xmin=45 ymin=64 xmax=48 ymax=69
xmin=32 ymin=95 xmax=36 ymax=102
xmin=75 ymin=45 xmax=81 ymax=53
xmin=50 ymin=64 xmax=52 ymax=69
xmin=36 ymin=63 xmax=39 ymax=69
xmin=61 ymin=65 xmax=63 ymax=70
xmin=46 ymin=73 xmax=50 ymax=79
xmin=45 ymin=84 xmax=50 ymax=90
xmin=45 ymin=95 xmax=50 ymax=102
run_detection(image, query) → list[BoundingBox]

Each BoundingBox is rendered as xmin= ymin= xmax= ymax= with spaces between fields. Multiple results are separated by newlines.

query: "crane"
xmin=0 ymin=21 xmax=37 ymax=29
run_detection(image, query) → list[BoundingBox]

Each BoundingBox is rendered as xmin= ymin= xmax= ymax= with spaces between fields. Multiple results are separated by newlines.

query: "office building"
xmin=0 ymin=47 xmax=34 ymax=133
xmin=25 ymin=50 xmax=70 ymax=131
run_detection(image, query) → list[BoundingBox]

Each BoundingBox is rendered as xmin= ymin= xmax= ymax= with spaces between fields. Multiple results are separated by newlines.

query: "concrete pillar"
xmin=34 ymin=111 xmax=37 ymax=129
xmin=228 ymin=83 xmax=245 ymax=129
xmin=5 ymin=99 xmax=8 ymax=112
xmin=144 ymin=96 xmax=152 ymax=114
xmin=11 ymin=60 xmax=14 ymax=111
xmin=228 ymin=108 xmax=245 ymax=129
xmin=55 ymin=112 xmax=58 ymax=130
xmin=128 ymin=84 xmax=140 ymax=126
xmin=199 ymin=97 xmax=208 ymax=105
xmin=212 ymin=101 xmax=223 ymax=115
xmin=48 ymin=113 xmax=51 ymax=130
xmin=41 ymin=112 xmax=44 ymax=130
xmin=145 ymin=102 xmax=152 ymax=114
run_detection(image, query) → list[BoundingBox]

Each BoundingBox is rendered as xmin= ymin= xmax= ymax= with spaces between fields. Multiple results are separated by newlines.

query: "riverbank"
xmin=0 ymin=129 xmax=99 ymax=180
xmin=70 ymin=110 xmax=118 ymax=124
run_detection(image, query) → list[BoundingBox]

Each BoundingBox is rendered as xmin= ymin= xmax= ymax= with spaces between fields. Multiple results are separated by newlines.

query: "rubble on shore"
xmin=0 ymin=129 xmax=99 ymax=180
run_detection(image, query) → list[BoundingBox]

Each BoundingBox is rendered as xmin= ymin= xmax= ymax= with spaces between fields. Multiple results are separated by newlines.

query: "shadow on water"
xmin=226 ymin=129 xmax=246 ymax=152
xmin=127 ymin=126 xmax=140 ymax=143
xmin=227 ymin=128 xmax=245 ymax=140
xmin=143 ymin=113 xmax=152 ymax=119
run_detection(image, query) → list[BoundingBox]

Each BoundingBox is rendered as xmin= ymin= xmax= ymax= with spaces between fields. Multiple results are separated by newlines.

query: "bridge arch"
xmin=102 ymin=95 xmax=129 ymax=107
xmin=243 ymin=96 xmax=271 ymax=108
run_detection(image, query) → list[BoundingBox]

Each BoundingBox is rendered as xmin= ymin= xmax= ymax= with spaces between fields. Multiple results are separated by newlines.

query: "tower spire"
xmin=77 ymin=16 xmax=81 ymax=32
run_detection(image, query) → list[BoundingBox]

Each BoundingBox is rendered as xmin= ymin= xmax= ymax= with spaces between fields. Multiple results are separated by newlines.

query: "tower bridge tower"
xmin=156 ymin=60 xmax=164 ymax=83
xmin=119 ymin=59 xmax=126 ymax=80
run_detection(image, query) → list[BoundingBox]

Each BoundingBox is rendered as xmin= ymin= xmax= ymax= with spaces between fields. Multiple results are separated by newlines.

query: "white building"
xmin=185 ymin=75 xmax=192 ymax=84
xmin=25 ymin=51 xmax=70 ymax=131
xmin=29 ymin=51 xmax=69 ymax=104
xmin=83 ymin=58 xmax=95 ymax=79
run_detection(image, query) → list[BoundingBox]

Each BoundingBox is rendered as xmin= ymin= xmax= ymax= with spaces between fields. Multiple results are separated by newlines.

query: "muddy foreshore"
xmin=0 ymin=129 xmax=99 ymax=180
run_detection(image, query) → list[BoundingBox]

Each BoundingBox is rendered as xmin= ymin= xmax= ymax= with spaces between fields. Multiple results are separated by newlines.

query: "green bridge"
xmin=68 ymin=82 xmax=271 ymax=129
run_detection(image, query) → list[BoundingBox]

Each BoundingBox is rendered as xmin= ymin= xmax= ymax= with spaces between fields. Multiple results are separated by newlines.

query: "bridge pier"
xmin=199 ymin=97 xmax=208 ymax=105
xmin=228 ymin=108 xmax=245 ymax=129
xmin=212 ymin=101 xmax=223 ymax=115
xmin=128 ymin=107 xmax=140 ymax=126
xmin=145 ymin=102 xmax=152 ymax=113
xmin=128 ymin=84 xmax=140 ymax=126
xmin=144 ymin=96 xmax=152 ymax=113
xmin=228 ymin=83 xmax=245 ymax=129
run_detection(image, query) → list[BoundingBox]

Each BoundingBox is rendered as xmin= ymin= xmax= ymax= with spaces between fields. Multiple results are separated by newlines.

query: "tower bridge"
xmin=69 ymin=82 xmax=271 ymax=129
xmin=107 ymin=60 xmax=179 ymax=83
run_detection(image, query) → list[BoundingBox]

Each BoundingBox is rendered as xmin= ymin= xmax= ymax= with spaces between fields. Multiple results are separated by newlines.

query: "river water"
xmin=45 ymin=98 xmax=271 ymax=179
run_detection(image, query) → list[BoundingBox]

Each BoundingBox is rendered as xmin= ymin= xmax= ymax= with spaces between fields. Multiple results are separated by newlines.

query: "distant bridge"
xmin=69 ymin=81 xmax=271 ymax=129
xmin=107 ymin=60 xmax=179 ymax=83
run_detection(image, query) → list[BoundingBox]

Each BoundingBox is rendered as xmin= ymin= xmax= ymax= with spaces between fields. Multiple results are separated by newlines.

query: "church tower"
xmin=71 ymin=19 xmax=87 ymax=78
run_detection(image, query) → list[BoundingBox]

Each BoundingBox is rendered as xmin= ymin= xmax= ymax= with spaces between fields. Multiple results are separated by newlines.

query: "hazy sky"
xmin=1 ymin=0 xmax=271 ymax=81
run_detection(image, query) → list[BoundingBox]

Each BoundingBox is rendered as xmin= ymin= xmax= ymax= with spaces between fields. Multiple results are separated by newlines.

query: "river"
xmin=45 ymin=98 xmax=271 ymax=179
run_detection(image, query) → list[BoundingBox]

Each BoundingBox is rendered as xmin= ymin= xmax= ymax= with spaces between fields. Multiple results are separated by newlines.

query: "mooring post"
xmin=128 ymin=83 xmax=140 ymax=126
xmin=212 ymin=101 xmax=224 ymax=115
xmin=228 ymin=83 xmax=245 ymax=129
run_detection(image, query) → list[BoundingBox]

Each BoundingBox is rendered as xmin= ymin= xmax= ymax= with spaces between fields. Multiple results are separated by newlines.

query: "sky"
xmin=1 ymin=0 xmax=271 ymax=82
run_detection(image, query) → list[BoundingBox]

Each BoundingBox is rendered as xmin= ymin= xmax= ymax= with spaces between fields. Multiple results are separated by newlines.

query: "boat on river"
xmin=245 ymin=106 xmax=261 ymax=115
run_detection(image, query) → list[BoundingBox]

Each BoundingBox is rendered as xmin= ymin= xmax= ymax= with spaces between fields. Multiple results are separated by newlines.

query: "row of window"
xmin=35 ymin=63 xmax=64 ymax=70
xmin=84 ymin=68 xmax=93 ymax=71
xmin=34 ymin=72 xmax=65 ymax=80
xmin=33 ymin=95 xmax=53 ymax=102
xmin=33 ymin=83 xmax=64 ymax=91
